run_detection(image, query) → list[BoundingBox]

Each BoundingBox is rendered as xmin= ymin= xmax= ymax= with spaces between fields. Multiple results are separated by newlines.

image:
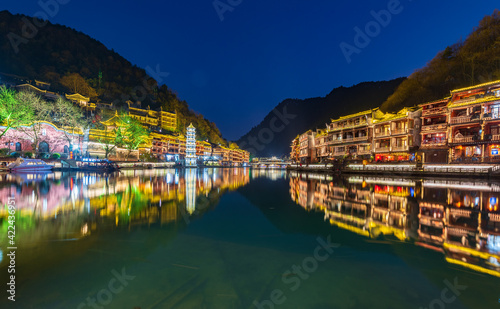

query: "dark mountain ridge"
xmin=237 ymin=78 xmax=405 ymax=157
xmin=0 ymin=10 xmax=226 ymax=144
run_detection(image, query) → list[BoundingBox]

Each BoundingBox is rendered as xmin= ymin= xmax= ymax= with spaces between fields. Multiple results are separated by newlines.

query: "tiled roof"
xmin=451 ymin=80 xmax=500 ymax=94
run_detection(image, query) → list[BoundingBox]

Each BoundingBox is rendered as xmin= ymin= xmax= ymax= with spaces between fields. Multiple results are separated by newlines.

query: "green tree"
xmin=0 ymin=86 xmax=35 ymax=139
xmin=115 ymin=114 xmax=149 ymax=160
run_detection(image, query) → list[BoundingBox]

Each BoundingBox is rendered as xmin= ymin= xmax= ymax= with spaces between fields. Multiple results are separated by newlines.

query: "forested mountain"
xmin=0 ymin=10 xmax=226 ymax=144
xmin=381 ymin=10 xmax=500 ymax=112
xmin=237 ymin=78 xmax=405 ymax=157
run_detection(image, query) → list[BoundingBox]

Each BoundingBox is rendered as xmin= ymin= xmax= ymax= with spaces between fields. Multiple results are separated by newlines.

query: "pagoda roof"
xmin=373 ymin=107 xmax=419 ymax=124
xmin=65 ymin=93 xmax=90 ymax=101
xmin=187 ymin=123 xmax=195 ymax=129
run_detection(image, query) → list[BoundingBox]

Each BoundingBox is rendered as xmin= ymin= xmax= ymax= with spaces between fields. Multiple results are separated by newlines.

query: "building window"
xmin=15 ymin=142 xmax=21 ymax=151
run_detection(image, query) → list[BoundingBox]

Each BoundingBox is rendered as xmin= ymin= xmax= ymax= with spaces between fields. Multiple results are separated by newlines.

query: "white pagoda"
xmin=185 ymin=123 xmax=197 ymax=167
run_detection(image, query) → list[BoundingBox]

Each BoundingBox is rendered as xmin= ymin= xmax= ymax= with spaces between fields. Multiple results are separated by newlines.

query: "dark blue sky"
xmin=2 ymin=1 xmax=499 ymax=140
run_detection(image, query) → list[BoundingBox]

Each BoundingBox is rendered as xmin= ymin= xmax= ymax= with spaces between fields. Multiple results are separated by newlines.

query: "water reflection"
xmin=0 ymin=168 xmax=253 ymax=247
xmin=289 ymin=171 xmax=500 ymax=277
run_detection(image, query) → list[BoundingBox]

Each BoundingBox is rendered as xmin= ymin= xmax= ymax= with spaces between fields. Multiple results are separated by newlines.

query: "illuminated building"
xmin=372 ymin=107 xmax=421 ymax=162
xmin=298 ymin=130 xmax=316 ymax=164
xmin=185 ymin=123 xmax=197 ymax=167
xmin=419 ymin=98 xmax=449 ymax=163
xmin=328 ymin=109 xmax=376 ymax=161
xmin=448 ymin=80 xmax=500 ymax=163
xmin=126 ymin=101 xmax=177 ymax=132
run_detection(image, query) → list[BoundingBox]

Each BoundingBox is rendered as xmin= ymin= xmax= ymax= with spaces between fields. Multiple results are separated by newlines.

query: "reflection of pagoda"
xmin=185 ymin=168 xmax=197 ymax=214
xmin=185 ymin=123 xmax=197 ymax=167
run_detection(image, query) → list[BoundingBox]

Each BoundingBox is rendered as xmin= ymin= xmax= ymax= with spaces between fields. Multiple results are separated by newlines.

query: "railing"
xmin=422 ymin=106 xmax=447 ymax=116
xmin=450 ymin=115 xmax=480 ymax=124
xmin=330 ymin=139 xmax=343 ymax=144
xmin=450 ymin=136 xmax=475 ymax=143
xmin=330 ymin=121 xmax=368 ymax=131
xmin=358 ymin=149 xmax=371 ymax=155
xmin=421 ymin=141 xmax=447 ymax=148
xmin=424 ymin=164 xmax=492 ymax=174
xmin=374 ymin=146 xmax=390 ymax=152
xmin=353 ymin=136 xmax=369 ymax=141
xmin=494 ymin=134 xmax=500 ymax=141
xmin=421 ymin=124 xmax=447 ymax=132
xmin=391 ymin=128 xmax=412 ymax=135
xmin=391 ymin=146 xmax=408 ymax=152
xmin=374 ymin=131 xmax=391 ymax=138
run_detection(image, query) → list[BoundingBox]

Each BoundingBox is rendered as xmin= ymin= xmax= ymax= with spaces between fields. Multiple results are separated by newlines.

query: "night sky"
xmin=2 ymin=0 xmax=499 ymax=140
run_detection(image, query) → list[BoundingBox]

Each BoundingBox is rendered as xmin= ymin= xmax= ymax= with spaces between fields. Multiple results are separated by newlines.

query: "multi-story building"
xmin=328 ymin=109 xmax=376 ymax=160
xmin=448 ymin=81 xmax=500 ymax=163
xmin=314 ymin=129 xmax=329 ymax=162
xmin=420 ymin=99 xmax=449 ymax=163
xmin=127 ymin=102 xmax=177 ymax=132
xmin=372 ymin=107 xmax=421 ymax=162
xmin=290 ymin=136 xmax=300 ymax=162
xmin=298 ymin=130 xmax=315 ymax=164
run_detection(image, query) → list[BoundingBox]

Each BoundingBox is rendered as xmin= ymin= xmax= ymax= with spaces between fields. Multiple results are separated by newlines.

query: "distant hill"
xmin=381 ymin=10 xmax=500 ymax=112
xmin=0 ymin=10 xmax=226 ymax=145
xmin=237 ymin=78 xmax=405 ymax=157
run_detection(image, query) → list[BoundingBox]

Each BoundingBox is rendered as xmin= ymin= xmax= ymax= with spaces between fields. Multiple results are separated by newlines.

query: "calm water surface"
xmin=0 ymin=168 xmax=499 ymax=309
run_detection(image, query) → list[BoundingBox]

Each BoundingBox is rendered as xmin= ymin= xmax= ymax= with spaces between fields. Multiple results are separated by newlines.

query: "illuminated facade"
xmin=448 ymin=81 xmax=500 ymax=163
xmin=291 ymin=79 xmax=500 ymax=165
xmin=328 ymin=109 xmax=376 ymax=161
xmin=420 ymin=99 xmax=449 ymax=163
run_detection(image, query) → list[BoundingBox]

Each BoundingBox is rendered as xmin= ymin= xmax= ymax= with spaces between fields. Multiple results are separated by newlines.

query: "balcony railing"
xmin=374 ymin=146 xmax=391 ymax=152
xmin=353 ymin=136 xmax=369 ymax=141
xmin=451 ymin=136 xmax=474 ymax=143
xmin=330 ymin=139 xmax=343 ymax=144
xmin=391 ymin=128 xmax=413 ymax=135
xmin=391 ymin=145 xmax=408 ymax=152
xmin=421 ymin=124 xmax=447 ymax=132
xmin=450 ymin=115 xmax=480 ymax=124
xmin=374 ymin=131 xmax=391 ymax=138
xmin=330 ymin=120 xmax=368 ymax=131
xmin=422 ymin=106 xmax=447 ymax=116
xmin=358 ymin=149 xmax=371 ymax=155
xmin=421 ymin=141 xmax=447 ymax=148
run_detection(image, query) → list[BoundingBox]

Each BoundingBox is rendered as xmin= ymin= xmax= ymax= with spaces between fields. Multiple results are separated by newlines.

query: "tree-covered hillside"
xmin=381 ymin=10 xmax=500 ymax=112
xmin=0 ymin=10 xmax=226 ymax=145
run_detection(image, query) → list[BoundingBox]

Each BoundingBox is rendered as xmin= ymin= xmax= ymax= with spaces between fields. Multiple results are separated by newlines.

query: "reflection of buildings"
xmin=0 ymin=168 xmax=251 ymax=246
xmin=289 ymin=174 xmax=500 ymax=277
xmin=418 ymin=180 xmax=500 ymax=277
xmin=290 ymin=174 xmax=418 ymax=240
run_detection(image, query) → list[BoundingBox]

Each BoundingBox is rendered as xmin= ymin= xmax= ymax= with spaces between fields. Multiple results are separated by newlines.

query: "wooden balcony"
xmin=374 ymin=146 xmax=391 ymax=152
xmin=358 ymin=149 xmax=371 ymax=155
xmin=374 ymin=131 xmax=391 ymax=138
xmin=391 ymin=145 xmax=408 ymax=152
xmin=451 ymin=136 xmax=474 ymax=144
xmin=422 ymin=106 xmax=447 ymax=116
xmin=391 ymin=128 xmax=413 ymax=135
xmin=450 ymin=115 xmax=480 ymax=124
xmin=421 ymin=124 xmax=447 ymax=132
xmin=421 ymin=141 xmax=447 ymax=148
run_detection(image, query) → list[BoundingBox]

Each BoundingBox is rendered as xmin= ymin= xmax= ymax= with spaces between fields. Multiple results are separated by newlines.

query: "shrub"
xmin=10 ymin=152 xmax=20 ymax=158
xmin=24 ymin=152 xmax=33 ymax=158
xmin=52 ymin=153 xmax=61 ymax=159
xmin=0 ymin=148 xmax=10 ymax=156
